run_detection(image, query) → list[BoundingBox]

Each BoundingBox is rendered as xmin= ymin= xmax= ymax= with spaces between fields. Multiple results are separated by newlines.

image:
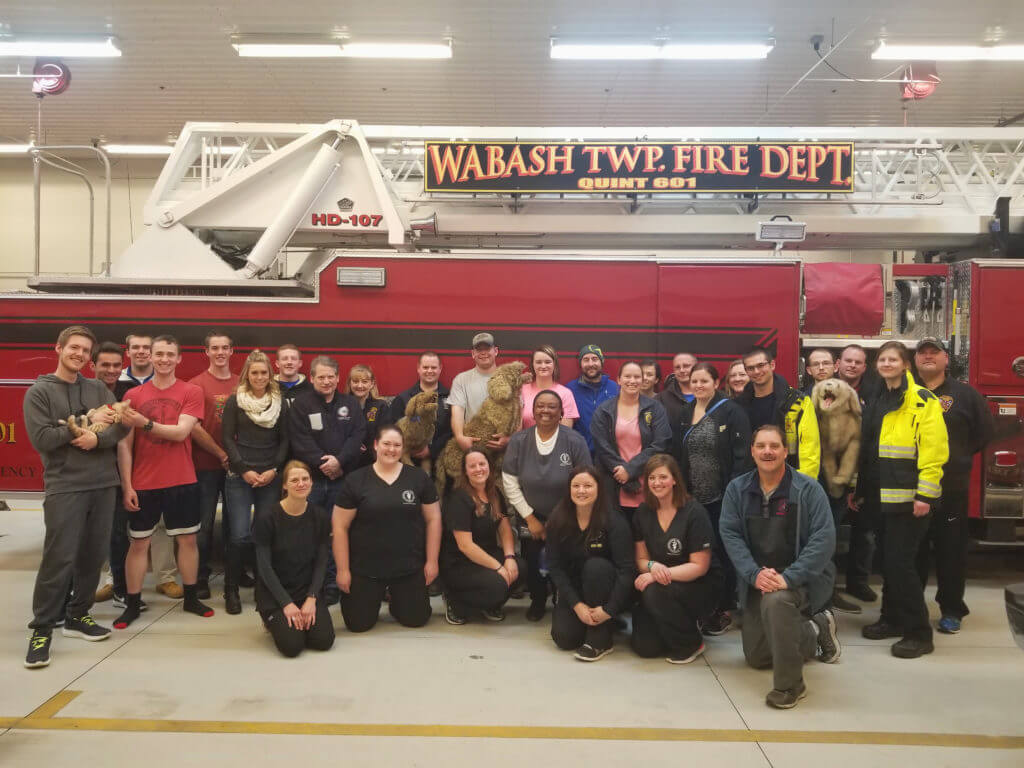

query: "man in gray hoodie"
xmin=24 ymin=325 xmax=129 ymax=668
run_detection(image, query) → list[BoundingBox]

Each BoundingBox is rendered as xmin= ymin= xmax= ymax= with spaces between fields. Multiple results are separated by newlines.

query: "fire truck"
xmin=1 ymin=120 xmax=1022 ymax=544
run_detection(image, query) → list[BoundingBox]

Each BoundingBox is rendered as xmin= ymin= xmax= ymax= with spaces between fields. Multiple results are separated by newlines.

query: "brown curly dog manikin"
xmin=396 ymin=390 xmax=439 ymax=473
xmin=811 ymin=379 xmax=862 ymax=499
xmin=435 ymin=361 xmax=526 ymax=497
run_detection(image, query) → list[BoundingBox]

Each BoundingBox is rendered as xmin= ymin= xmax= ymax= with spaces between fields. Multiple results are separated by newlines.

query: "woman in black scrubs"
xmin=253 ymin=460 xmax=335 ymax=657
xmin=332 ymin=425 xmax=442 ymax=632
xmin=631 ymin=454 xmax=720 ymax=664
xmin=441 ymin=450 xmax=524 ymax=624
xmin=546 ymin=467 xmax=635 ymax=662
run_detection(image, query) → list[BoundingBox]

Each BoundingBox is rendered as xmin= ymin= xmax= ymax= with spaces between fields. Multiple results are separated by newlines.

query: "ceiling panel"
xmin=1 ymin=0 xmax=1023 ymax=144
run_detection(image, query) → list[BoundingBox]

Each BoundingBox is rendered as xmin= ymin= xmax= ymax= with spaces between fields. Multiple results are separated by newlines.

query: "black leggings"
xmin=339 ymin=571 xmax=431 ymax=632
xmin=261 ymin=600 xmax=336 ymax=658
xmin=704 ymin=500 xmax=734 ymax=613
xmin=631 ymin=577 xmax=716 ymax=658
xmin=519 ymin=513 xmax=548 ymax=603
xmin=551 ymin=557 xmax=619 ymax=652
xmin=442 ymin=557 xmax=525 ymax=614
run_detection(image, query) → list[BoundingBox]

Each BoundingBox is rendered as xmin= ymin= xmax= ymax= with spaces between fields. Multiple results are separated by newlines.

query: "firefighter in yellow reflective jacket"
xmin=736 ymin=347 xmax=821 ymax=481
xmin=855 ymin=341 xmax=948 ymax=660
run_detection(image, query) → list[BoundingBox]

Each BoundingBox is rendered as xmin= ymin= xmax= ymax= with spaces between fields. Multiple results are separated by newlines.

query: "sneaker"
xmin=845 ymin=583 xmax=877 ymax=603
xmin=937 ymin=616 xmax=962 ymax=634
xmin=63 ymin=614 xmax=112 ymax=641
xmin=195 ymin=579 xmax=211 ymax=600
xmin=156 ymin=581 xmax=184 ymax=599
xmin=25 ymin=630 xmax=52 ymax=668
xmin=526 ymin=599 xmax=546 ymax=622
xmin=830 ymin=591 xmax=863 ymax=615
xmin=238 ymin=570 xmax=256 ymax=588
xmin=667 ymin=642 xmax=706 ymax=664
xmin=574 ymin=643 xmax=613 ymax=662
xmin=862 ymin=619 xmax=903 ymax=640
xmin=112 ymin=593 xmax=148 ymax=612
xmin=891 ymin=637 xmax=934 ymax=658
xmin=481 ymin=607 xmax=506 ymax=622
xmin=811 ymin=609 xmax=841 ymax=663
xmin=95 ymin=584 xmax=115 ymax=602
xmin=509 ymin=585 xmax=526 ymax=600
xmin=224 ymin=589 xmax=242 ymax=615
xmin=444 ymin=598 xmax=466 ymax=626
xmin=766 ymin=682 xmax=807 ymax=709
xmin=702 ymin=611 xmax=732 ymax=636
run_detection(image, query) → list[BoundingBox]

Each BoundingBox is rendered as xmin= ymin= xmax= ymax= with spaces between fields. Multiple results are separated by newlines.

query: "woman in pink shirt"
xmin=520 ymin=345 xmax=579 ymax=429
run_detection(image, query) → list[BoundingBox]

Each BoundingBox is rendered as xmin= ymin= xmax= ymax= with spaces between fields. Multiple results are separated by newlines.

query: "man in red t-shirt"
xmin=115 ymin=335 xmax=214 ymax=627
xmin=188 ymin=331 xmax=239 ymax=597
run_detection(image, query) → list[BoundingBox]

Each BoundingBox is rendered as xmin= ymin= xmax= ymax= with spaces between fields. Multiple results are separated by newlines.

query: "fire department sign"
xmin=424 ymin=141 xmax=854 ymax=194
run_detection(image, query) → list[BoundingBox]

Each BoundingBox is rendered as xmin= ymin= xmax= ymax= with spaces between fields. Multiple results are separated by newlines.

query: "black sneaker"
xmin=862 ymin=619 xmax=903 ymax=640
xmin=526 ymin=599 xmax=546 ymax=622
xmin=845 ymin=583 xmax=877 ymax=603
xmin=702 ymin=610 xmax=732 ymax=636
xmin=811 ymin=609 xmax=841 ymax=663
xmin=112 ymin=593 xmax=148 ymax=612
xmin=667 ymin=642 xmax=706 ymax=664
xmin=195 ymin=578 xmax=211 ymax=600
xmin=238 ymin=570 xmax=256 ymax=588
xmin=25 ymin=630 xmax=52 ymax=668
xmin=63 ymin=614 xmax=111 ymax=642
xmin=766 ymin=682 xmax=807 ymax=709
xmin=574 ymin=643 xmax=613 ymax=662
xmin=830 ymin=591 xmax=862 ymax=615
xmin=481 ymin=607 xmax=506 ymax=622
xmin=444 ymin=598 xmax=466 ymax=626
xmin=891 ymin=637 xmax=934 ymax=659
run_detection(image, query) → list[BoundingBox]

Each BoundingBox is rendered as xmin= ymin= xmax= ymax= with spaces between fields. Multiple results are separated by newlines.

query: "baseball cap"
xmin=916 ymin=337 xmax=947 ymax=353
xmin=471 ymin=332 xmax=495 ymax=347
xmin=578 ymin=343 xmax=605 ymax=363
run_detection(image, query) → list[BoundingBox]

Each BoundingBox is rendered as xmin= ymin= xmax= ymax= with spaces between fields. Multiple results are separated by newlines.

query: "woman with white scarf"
xmin=222 ymin=349 xmax=289 ymax=615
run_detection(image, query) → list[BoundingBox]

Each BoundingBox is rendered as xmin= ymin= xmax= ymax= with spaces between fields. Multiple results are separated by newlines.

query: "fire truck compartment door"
xmin=802 ymin=262 xmax=883 ymax=335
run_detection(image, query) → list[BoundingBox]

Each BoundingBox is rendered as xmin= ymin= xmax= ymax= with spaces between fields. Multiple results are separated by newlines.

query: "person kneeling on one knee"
xmin=631 ymin=454 xmax=722 ymax=665
xmin=254 ymin=461 xmax=335 ymax=658
xmin=546 ymin=467 xmax=635 ymax=662
xmin=719 ymin=424 xmax=841 ymax=710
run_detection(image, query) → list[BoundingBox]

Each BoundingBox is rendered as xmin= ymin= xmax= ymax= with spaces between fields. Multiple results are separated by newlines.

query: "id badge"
xmin=308 ymin=412 xmax=324 ymax=431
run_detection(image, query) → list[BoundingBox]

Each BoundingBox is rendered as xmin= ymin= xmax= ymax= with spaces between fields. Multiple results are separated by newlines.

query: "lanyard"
xmin=682 ymin=399 xmax=727 ymax=444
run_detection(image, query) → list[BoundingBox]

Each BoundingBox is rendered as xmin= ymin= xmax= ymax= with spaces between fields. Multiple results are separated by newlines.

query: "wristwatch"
xmin=143 ymin=420 xmax=155 ymax=432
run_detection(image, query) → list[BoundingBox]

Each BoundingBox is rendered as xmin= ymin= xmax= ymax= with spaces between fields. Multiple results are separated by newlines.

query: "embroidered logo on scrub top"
xmin=588 ymin=530 xmax=606 ymax=551
xmin=667 ymin=537 xmax=682 ymax=555
xmin=939 ymin=395 xmax=954 ymax=413
xmin=401 ymin=489 xmax=416 ymax=504
xmin=559 ymin=452 xmax=571 ymax=467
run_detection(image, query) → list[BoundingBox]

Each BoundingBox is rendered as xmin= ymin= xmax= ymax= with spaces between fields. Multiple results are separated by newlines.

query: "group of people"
xmin=22 ymin=324 xmax=990 ymax=710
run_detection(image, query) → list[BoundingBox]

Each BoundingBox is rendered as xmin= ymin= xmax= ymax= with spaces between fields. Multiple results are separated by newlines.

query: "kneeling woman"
xmin=631 ymin=454 xmax=721 ymax=664
xmin=441 ymin=450 xmax=524 ymax=624
xmin=253 ymin=460 xmax=335 ymax=658
xmin=333 ymin=425 xmax=441 ymax=632
xmin=546 ymin=467 xmax=635 ymax=661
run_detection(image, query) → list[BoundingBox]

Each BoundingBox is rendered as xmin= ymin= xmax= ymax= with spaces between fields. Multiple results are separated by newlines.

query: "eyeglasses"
xmin=808 ymin=361 xmax=833 ymax=369
xmin=744 ymin=361 xmax=771 ymax=373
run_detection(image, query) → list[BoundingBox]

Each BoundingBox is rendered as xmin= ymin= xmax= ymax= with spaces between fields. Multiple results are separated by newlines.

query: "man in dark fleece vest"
xmin=23 ymin=325 xmax=129 ymax=669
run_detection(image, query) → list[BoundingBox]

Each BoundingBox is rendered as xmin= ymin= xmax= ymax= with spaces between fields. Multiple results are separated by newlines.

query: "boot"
xmin=224 ymin=545 xmax=242 ymax=615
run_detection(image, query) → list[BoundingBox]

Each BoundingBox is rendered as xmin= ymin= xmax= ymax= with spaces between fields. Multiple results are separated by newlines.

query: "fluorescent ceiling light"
xmin=873 ymin=41 xmax=1024 ymax=61
xmin=0 ymin=36 xmax=120 ymax=57
xmin=232 ymin=35 xmax=452 ymax=59
xmin=103 ymin=144 xmax=173 ymax=155
xmin=551 ymin=39 xmax=773 ymax=60
xmin=0 ymin=144 xmax=32 ymax=154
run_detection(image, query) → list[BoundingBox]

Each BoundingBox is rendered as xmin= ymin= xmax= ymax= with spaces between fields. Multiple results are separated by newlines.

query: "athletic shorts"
xmin=130 ymin=483 xmax=201 ymax=538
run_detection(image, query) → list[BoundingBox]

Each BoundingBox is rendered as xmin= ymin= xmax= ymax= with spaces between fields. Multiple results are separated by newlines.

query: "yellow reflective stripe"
xmin=879 ymin=444 xmax=916 ymax=458
xmin=880 ymin=488 xmax=916 ymax=502
xmin=917 ymin=480 xmax=941 ymax=496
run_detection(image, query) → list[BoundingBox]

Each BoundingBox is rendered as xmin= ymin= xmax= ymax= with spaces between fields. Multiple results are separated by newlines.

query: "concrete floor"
xmin=2 ymin=500 xmax=1023 ymax=767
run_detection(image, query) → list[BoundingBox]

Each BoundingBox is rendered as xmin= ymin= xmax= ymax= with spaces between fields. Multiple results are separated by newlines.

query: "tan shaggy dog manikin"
xmin=435 ymin=361 xmax=526 ymax=496
xmin=60 ymin=400 xmax=132 ymax=437
xmin=811 ymin=379 xmax=862 ymax=499
xmin=396 ymin=390 xmax=439 ymax=473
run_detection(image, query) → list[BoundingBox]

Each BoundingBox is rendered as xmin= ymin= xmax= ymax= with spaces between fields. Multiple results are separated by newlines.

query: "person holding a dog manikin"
xmin=913 ymin=337 xmax=994 ymax=635
xmin=449 ymin=332 xmax=509 ymax=454
xmin=389 ymin=351 xmax=452 ymax=474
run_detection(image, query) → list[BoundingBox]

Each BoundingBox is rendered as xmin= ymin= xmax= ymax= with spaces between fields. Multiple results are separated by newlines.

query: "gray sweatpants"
xmin=29 ymin=487 xmax=116 ymax=631
xmin=741 ymin=587 xmax=818 ymax=692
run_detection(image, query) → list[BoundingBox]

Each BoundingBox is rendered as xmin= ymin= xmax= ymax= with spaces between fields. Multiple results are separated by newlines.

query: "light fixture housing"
xmin=757 ymin=218 xmax=807 ymax=243
xmin=0 ymin=36 xmax=120 ymax=57
xmin=0 ymin=144 xmax=32 ymax=154
xmin=873 ymin=41 xmax=1024 ymax=61
xmin=550 ymin=38 xmax=774 ymax=60
xmin=231 ymin=35 xmax=452 ymax=59
xmin=102 ymin=144 xmax=174 ymax=156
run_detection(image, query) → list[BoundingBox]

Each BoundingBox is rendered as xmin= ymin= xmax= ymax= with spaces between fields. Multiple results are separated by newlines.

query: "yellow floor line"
xmin=5 ymin=690 xmax=1023 ymax=749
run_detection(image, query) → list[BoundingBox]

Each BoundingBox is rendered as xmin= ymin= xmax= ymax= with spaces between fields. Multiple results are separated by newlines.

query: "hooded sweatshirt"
xmin=23 ymin=373 xmax=129 ymax=495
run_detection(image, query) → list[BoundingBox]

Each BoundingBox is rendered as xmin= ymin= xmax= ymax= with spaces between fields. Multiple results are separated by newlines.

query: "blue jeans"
xmin=310 ymin=476 xmax=345 ymax=603
xmin=196 ymin=469 xmax=226 ymax=581
xmin=223 ymin=473 xmax=281 ymax=546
